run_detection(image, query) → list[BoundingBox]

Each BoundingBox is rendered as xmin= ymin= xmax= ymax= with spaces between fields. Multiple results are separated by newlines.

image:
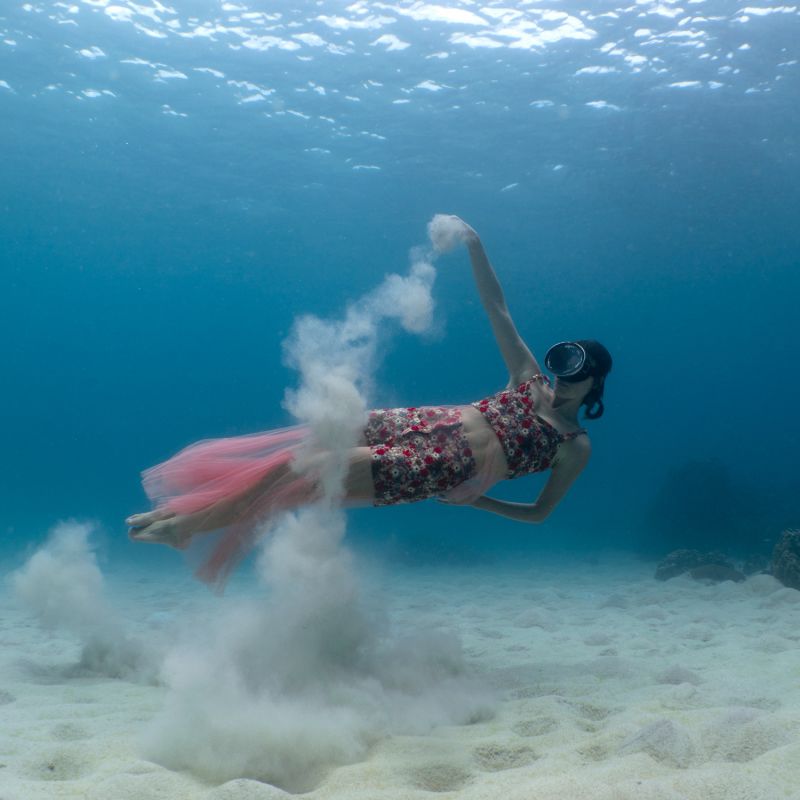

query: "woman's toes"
xmin=126 ymin=510 xmax=174 ymax=527
xmin=128 ymin=519 xmax=188 ymax=551
xmin=129 ymin=524 xmax=158 ymax=542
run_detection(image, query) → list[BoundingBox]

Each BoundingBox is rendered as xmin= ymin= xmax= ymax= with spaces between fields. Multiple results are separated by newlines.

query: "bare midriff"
xmin=458 ymin=404 xmax=509 ymax=484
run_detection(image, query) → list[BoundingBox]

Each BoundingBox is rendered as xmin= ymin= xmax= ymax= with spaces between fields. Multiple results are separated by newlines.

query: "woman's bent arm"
xmin=469 ymin=438 xmax=591 ymax=524
xmin=471 ymin=495 xmax=547 ymax=523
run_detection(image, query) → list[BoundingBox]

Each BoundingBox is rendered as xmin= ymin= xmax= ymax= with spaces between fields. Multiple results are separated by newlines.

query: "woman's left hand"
xmin=446 ymin=215 xmax=480 ymax=245
xmin=428 ymin=214 xmax=479 ymax=253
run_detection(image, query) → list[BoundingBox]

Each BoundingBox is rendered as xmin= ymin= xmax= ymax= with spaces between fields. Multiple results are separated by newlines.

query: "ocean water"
xmin=1 ymin=2 xmax=800 ymax=798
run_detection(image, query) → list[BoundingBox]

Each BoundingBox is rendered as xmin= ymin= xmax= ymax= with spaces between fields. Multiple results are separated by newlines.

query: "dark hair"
xmin=576 ymin=339 xmax=612 ymax=420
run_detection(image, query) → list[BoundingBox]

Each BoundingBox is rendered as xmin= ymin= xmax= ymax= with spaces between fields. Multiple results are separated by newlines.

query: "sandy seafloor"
xmin=2 ymin=554 xmax=800 ymax=800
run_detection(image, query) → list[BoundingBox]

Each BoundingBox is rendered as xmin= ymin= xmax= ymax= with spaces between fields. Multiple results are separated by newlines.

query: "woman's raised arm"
xmin=454 ymin=217 xmax=540 ymax=385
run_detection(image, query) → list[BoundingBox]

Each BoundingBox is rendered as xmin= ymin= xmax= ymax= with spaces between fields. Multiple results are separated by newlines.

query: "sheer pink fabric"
xmin=142 ymin=426 xmax=318 ymax=589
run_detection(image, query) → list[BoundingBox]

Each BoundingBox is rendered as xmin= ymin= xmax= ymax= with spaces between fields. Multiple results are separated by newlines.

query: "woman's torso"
xmin=462 ymin=375 xmax=587 ymax=481
xmin=362 ymin=375 xmax=587 ymax=492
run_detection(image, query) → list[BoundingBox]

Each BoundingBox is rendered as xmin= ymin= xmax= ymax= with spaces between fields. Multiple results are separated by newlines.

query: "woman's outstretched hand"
xmin=448 ymin=215 xmax=480 ymax=245
xmin=428 ymin=214 xmax=480 ymax=253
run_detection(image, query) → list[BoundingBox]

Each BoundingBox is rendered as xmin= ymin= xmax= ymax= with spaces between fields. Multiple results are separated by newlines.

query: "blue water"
xmin=1 ymin=0 xmax=799 ymax=570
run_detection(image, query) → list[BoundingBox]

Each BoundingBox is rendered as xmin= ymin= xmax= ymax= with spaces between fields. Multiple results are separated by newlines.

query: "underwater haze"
xmin=2 ymin=0 xmax=799 ymax=562
xmin=3 ymin=3 xmax=800 ymax=800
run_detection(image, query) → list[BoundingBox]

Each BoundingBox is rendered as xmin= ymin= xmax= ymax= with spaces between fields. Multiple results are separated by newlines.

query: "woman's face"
xmin=553 ymin=375 xmax=594 ymax=400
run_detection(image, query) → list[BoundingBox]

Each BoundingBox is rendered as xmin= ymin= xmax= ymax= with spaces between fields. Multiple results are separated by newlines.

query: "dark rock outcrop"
xmin=772 ymin=530 xmax=800 ymax=591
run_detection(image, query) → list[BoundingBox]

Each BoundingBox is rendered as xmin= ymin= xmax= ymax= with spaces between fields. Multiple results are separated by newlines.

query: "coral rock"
xmin=772 ymin=530 xmax=800 ymax=591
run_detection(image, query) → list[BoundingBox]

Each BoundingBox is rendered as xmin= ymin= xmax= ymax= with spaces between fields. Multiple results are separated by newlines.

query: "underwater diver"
xmin=127 ymin=216 xmax=612 ymax=586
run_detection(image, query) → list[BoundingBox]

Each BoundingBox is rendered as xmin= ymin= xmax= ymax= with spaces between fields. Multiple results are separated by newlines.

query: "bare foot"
xmin=126 ymin=508 xmax=175 ymax=528
xmin=128 ymin=516 xmax=191 ymax=550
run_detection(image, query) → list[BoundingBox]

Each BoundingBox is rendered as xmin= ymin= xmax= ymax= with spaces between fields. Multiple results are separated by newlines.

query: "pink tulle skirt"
xmin=141 ymin=425 xmax=318 ymax=589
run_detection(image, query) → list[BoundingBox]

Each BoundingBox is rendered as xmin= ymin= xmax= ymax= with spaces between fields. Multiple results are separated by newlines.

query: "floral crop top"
xmin=471 ymin=374 xmax=586 ymax=479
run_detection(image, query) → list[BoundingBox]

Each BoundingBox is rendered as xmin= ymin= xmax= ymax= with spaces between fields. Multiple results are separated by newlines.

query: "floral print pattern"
xmin=472 ymin=374 xmax=586 ymax=479
xmin=365 ymin=406 xmax=477 ymax=506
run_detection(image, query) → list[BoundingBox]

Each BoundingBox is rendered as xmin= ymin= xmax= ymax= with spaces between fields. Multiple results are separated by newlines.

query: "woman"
xmin=127 ymin=217 xmax=612 ymax=586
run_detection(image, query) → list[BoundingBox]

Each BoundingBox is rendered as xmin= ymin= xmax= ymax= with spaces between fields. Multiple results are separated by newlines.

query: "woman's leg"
xmin=129 ymin=447 xmax=376 ymax=548
xmin=343 ymin=446 xmax=375 ymax=502
xmin=128 ymin=460 xmax=296 ymax=548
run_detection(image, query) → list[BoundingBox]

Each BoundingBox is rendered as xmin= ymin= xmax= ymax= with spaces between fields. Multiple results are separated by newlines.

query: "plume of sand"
xmin=11 ymin=521 xmax=159 ymax=681
xmin=142 ymin=221 xmax=493 ymax=791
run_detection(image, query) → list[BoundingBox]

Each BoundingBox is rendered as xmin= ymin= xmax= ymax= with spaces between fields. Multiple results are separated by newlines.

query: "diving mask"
xmin=544 ymin=341 xmax=593 ymax=382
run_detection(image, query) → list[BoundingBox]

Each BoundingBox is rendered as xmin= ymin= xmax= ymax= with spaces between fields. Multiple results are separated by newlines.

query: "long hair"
xmin=576 ymin=339 xmax=612 ymax=420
